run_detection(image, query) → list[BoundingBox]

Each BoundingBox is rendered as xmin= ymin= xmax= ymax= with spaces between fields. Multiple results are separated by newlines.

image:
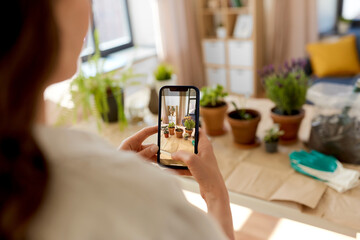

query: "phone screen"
xmin=158 ymin=86 xmax=199 ymax=168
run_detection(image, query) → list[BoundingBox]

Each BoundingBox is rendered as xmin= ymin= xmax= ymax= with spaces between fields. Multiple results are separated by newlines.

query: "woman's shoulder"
xmin=30 ymin=125 xmax=227 ymax=240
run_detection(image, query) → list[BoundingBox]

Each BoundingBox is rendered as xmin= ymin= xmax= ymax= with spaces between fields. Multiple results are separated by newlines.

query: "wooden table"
xmin=72 ymin=97 xmax=360 ymax=238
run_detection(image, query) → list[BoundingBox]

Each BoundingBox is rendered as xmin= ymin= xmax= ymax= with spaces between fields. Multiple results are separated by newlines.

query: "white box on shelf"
xmin=229 ymin=69 xmax=253 ymax=95
xmin=228 ymin=40 xmax=253 ymax=67
xmin=206 ymin=67 xmax=227 ymax=87
xmin=203 ymin=41 xmax=226 ymax=65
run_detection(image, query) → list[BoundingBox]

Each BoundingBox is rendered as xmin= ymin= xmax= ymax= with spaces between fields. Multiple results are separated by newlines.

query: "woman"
xmin=0 ymin=0 xmax=234 ymax=239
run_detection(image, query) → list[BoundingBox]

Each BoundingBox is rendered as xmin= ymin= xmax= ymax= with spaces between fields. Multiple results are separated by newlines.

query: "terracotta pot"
xmin=164 ymin=133 xmax=169 ymax=138
xmin=227 ymin=109 xmax=261 ymax=145
xmin=270 ymin=108 xmax=305 ymax=143
xmin=185 ymin=129 xmax=193 ymax=136
xmin=200 ymin=103 xmax=228 ymax=136
xmin=169 ymin=127 xmax=175 ymax=135
xmin=176 ymin=130 xmax=183 ymax=138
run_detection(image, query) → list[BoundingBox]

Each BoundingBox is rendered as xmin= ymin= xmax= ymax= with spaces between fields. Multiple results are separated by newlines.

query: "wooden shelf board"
xmin=227 ymin=66 xmax=253 ymax=70
xmin=226 ymin=7 xmax=249 ymax=14
xmin=202 ymin=38 xmax=226 ymax=42
xmin=228 ymin=37 xmax=253 ymax=41
xmin=205 ymin=63 xmax=227 ymax=68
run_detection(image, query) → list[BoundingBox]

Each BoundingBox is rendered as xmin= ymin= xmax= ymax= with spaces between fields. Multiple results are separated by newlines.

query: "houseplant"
xmin=264 ymin=124 xmax=284 ymax=153
xmin=184 ymin=118 xmax=195 ymax=135
xmin=163 ymin=127 xmax=169 ymax=138
xmin=261 ymin=59 xmax=309 ymax=143
xmin=153 ymin=63 xmax=176 ymax=93
xmin=184 ymin=133 xmax=190 ymax=140
xmin=175 ymin=127 xmax=184 ymax=138
xmin=168 ymin=122 xmax=175 ymax=135
xmin=68 ymin=30 xmax=142 ymax=130
xmin=227 ymin=101 xmax=261 ymax=147
xmin=200 ymin=84 xmax=228 ymax=136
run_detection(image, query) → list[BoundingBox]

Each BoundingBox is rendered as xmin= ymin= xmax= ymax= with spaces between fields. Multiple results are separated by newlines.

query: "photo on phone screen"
xmin=157 ymin=86 xmax=199 ymax=169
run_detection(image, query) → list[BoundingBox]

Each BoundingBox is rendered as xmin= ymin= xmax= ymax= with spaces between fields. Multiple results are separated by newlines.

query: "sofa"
xmin=307 ymin=27 xmax=360 ymax=87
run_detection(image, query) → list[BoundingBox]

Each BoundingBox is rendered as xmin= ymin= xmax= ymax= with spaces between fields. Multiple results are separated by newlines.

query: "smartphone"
xmin=157 ymin=86 xmax=200 ymax=169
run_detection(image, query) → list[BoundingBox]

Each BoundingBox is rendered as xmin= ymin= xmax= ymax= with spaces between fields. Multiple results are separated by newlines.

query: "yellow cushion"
xmin=306 ymin=35 xmax=360 ymax=77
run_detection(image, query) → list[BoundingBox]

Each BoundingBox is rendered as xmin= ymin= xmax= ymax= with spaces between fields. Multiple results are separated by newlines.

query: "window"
xmin=82 ymin=0 xmax=133 ymax=59
xmin=340 ymin=0 xmax=360 ymax=20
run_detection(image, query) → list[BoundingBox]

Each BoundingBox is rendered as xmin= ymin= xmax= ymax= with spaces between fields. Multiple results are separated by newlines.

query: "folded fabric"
xmin=289 ymin=150 xmax=360 ymax=193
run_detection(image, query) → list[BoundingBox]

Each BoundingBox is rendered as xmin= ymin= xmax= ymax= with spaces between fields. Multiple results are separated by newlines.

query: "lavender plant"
xmin=260 ymin=59 xmax=310 ymax=115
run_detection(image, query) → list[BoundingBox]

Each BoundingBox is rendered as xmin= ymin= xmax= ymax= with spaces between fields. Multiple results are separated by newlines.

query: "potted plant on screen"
xmin=184 ymin=117 xmax=195 ymax=136
xmin=261 ymin=59 xmax=309 ymax=144
xmin=264 ymin=124 xmax=284 ymax=153
xmin=153 ymin=63 xmax=176 ymax=93
xmin=163 ymin=127 xmax=169 ymax=138
xmin=200 ymin=84 xmax=228 ymax=136
xmin=175 ymin=127 xmax=184 ymax=138
xmin=184 ymin=133 xmax=190 ymax=140
xmin=227 ymin=101 xmax=261 ymax=147
xmin=168 ymin=122 xmax=175 ymax=135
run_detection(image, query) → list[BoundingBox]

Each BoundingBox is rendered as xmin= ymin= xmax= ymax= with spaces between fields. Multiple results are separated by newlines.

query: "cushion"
xmin=306 ymin=35 xmax=360 ymax=77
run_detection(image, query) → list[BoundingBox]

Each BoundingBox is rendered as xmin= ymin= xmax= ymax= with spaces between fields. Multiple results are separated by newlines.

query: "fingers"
xmin=138 ymin=144 xmax=159 ymax=159
xmin=198 ymin=128 xmax=213 ymax=152
xmin=129 ymin=126 xmax=158 ymax=144
xmin=171 ymin=151 xmax=198 ymax=166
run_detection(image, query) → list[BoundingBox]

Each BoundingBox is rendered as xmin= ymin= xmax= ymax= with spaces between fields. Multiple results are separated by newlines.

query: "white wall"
xmin=128 ymin=0 xmax=156 ymax=47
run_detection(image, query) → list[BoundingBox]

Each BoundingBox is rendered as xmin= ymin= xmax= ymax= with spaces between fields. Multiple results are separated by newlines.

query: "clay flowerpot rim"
xmin=200 ymin=102 xmax=227 ymax=110
xmin=227 ymin=109 xmax=261 ymax=122
xmin=270 ymin=107 xmax=305 ymax=121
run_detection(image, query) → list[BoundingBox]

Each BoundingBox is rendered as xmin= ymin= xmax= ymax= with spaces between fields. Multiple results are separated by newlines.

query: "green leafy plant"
xmin=200 ymin=84 xmax=228 ymax=107
xmin=184 ymin=133 xmax=190 ymax=140
xmin=168 ymin=122 xmax=175 ymax=128
xmin=264 ymin=124 xmax=284 ymax=143
xmin=154 ymin=63 xmax=173 ymax=81
xmin=163 ymin=126 xmax=169 ymax=134
xmin=230 ymin=101 xmax=253 ymax=120
xmin=261 ymin=59 xmax=309 ymax=115
xmin=184 ymin=119 xmax=195 ymax=130
xmin=62 ymin=29 xmax=143 ymax=130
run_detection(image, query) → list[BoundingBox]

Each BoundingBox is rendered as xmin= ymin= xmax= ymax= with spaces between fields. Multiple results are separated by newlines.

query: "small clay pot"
xmin=200 ymin=103 xmax=228 ymax=136
xmin=185 ymin=129 xmax=193 ymax=136
xmin=164 ymin=133 xmax=169 ymax=138
xmin=227 ymin=109 xmax=261 ymax=145
xmin=169 ymin=127 xmax=175 ymax=135
xmin=270 ymin=108 xmax=305 ymax=144
xmin=265 ymin=141 xmax=278 ymax=153
xmin=176 ymin=129 xmax=183 ymax=138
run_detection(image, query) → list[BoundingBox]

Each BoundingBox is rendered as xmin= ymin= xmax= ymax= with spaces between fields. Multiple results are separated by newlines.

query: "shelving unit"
xmin=198 ymin=0 xmax=263 ymax=97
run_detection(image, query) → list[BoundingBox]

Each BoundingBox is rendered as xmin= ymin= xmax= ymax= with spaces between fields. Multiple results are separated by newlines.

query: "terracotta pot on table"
xmin=270 ymin=108 xmax=305 ymax=144
xmin=227 ymin=109 xmax=261 ymax=146
xmin=200 ymin=103 xmax=228 ymax=136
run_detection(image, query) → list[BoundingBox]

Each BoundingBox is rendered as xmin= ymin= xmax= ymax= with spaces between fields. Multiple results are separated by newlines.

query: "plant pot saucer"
xmin=233 ymin=137 xmax=261 ymax=149
xmin=279 ymin=138 xmax=299 ymax=145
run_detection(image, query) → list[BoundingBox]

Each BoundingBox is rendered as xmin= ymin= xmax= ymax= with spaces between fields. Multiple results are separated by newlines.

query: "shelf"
xmin=228 ymin=37 xmax=253 ymax=41
xmin=205 ymin=63 xmax=227 ymax=68
xmin=226 ymin=7 xmax=249 ymax=14
xmin=203 ymin=38 xmax=226 ymax=42
xmin=228 ymin=65 xmax=253 ymax=70
xmin=202 ymin=8 xmax=226 ymax=15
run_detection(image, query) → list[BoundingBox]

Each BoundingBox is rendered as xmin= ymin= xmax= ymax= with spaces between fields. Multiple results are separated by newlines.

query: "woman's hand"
xmin=171 ymin=129 xmax=235 ymax=240
xmin=118 ymin=126 xmax=159 ymax=161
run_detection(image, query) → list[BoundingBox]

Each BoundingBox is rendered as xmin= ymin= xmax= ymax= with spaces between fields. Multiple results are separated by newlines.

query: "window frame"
xmin=83 ymin=0 xmax=134 ymax=61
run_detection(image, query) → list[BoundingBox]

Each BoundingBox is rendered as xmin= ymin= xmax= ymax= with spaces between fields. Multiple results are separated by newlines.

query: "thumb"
xmin=138 ymin=144 xmax=159 ymax=159
xmin=171 ymin=151 xmax=197 ymax=165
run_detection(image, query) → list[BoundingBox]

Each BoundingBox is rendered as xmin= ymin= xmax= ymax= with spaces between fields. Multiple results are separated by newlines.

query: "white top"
xmin=28 ymin=126 xmax=227 ymax=240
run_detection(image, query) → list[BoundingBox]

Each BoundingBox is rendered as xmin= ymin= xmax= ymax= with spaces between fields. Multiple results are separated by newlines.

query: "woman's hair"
xmin=0 ymin=0 xmax=59 ymax=239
